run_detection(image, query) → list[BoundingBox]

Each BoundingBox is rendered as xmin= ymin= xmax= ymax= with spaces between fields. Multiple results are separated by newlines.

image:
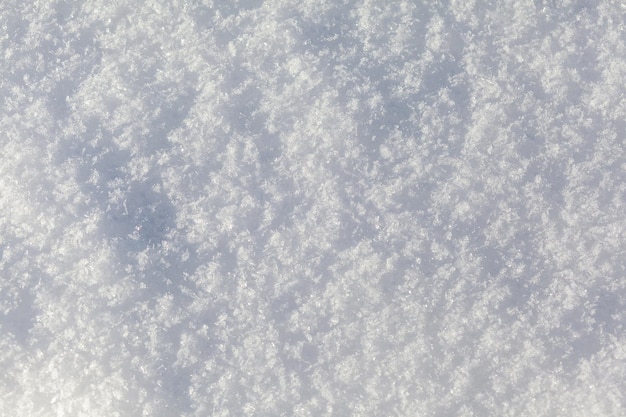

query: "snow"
xmin=1 ymin=0 xmax=625 ymax=416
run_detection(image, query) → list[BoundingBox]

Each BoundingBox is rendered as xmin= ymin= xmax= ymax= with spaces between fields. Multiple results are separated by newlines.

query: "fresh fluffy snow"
xmin=1 ymin=1 xmax=625 ymax=416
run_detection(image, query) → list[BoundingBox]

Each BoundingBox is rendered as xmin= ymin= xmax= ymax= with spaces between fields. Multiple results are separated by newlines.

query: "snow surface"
xmin=1 ymin=1 xmax=625 ymax=416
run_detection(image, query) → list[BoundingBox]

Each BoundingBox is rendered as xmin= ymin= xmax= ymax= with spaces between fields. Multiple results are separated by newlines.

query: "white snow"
xmin=1 ymin=1 xmax=625 ymax=416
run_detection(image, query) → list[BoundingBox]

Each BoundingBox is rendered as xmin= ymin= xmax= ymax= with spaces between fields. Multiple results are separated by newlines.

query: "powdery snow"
xmin=1 ymin=1 xmax=625 ymax=416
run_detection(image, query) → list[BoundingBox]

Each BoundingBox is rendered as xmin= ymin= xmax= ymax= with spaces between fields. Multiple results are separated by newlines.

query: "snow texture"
xmin=1 ymin=1 xmax=625 ymax=416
